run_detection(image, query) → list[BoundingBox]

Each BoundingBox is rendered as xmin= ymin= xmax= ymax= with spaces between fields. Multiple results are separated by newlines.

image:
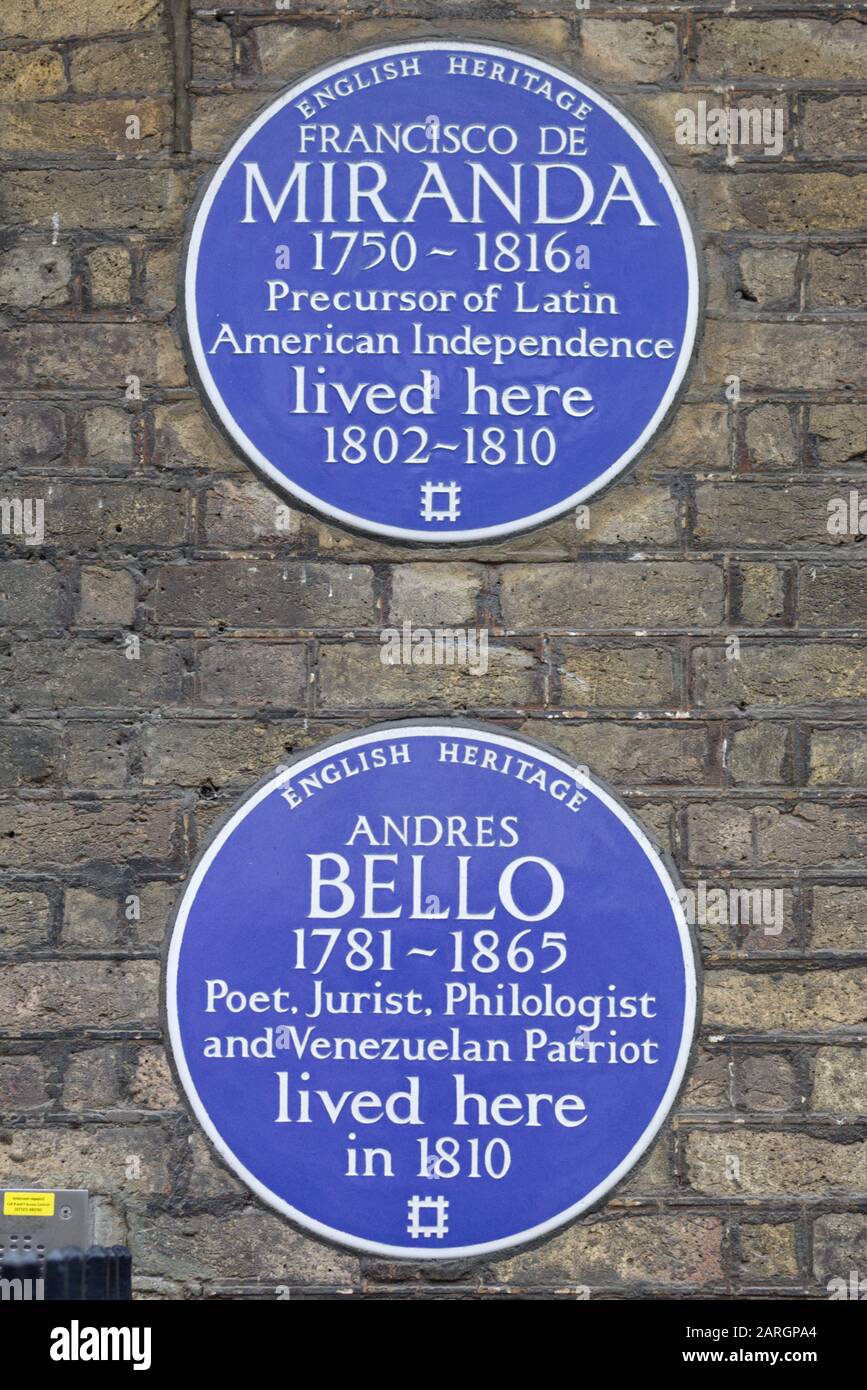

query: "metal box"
xmin=0 ymin=1189 xmax=89 ymax=1258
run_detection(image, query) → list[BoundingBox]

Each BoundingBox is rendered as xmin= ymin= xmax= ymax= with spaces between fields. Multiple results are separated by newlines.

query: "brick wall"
xmin=0 ymin=0 xmax=865 ymax=1299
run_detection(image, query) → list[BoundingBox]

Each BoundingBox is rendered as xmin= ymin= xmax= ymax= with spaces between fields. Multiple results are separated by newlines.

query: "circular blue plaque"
xmin=183 ymin=42 xmax=700 ymax=543
xmin=166 ymin=723 xmax=698 ymax=1259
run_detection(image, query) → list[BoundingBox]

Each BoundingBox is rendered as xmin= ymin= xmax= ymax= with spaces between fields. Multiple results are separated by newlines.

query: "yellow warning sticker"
xmin=3 ymin=1191 xmax=55 ymax=1217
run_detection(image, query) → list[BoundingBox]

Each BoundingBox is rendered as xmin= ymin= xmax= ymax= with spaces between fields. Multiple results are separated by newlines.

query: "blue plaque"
xmin=166 ymin=723 xmax=699 ymax=1258
xmin=183 ymin=42 xmax=701 ymax=542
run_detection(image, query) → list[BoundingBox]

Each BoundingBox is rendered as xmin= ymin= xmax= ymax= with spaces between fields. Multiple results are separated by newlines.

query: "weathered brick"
xmin=742 ymin=405 xmax=798 ymax=470
xmin=87 ymin=244 xmax=132 ymax=306
xmin=807 ymin=405 xmax=867 ymax=468
xmin=0 ymin=168 xmax=194 ymax=232
xmin=0 ymin=639 xmax=184 ymax=711
xmin=191 ymin=92 xmax=267 ymax=156
xmin=0 ymin=886 xmax=52 ymax=950
xmin=201 ymin=477 xmax=303 ymax=548
xmin=696 ymin=321 xmax=866 ymax=393
xmin=695 ymin=483 xmax=832 ymax=549
xmin=739 ymin=1223 xmax=799 ymax=1281
xmin=696 ymin=19 xmax=866 ymax=82
xmin=741 ymin=1054 xmax=795 ymax=1111
xmin=237 ymin=0 xmax=456 ymax=7
xmin=701 ymin=243 xmax=729 ymax=313
xmin=252 ymin=17 xmax=569 ymax=82
xmin=63 ymin=1046 xmax=123 ymax=1108
xmin=62 ymin=887 xmax=119 ymax=947
xmin=129 ymin=880 xmax=177 ymax=951
xmin=799 ymin=565 xmax=867 ymax=628
xmin=90 ymin=1195 xmax=126 ymax=1248
xmin=682 ymin=881 xmax=734 ymax=954
xmin=0 ymin=241 xmax=71 ymax=308
xmin=577 ymin=481 xmax=678 ymax=548
xmin=616 ymin=1135 xmax=672 ymax=1199
xmin=520 ymin=719 xmax=708 ymax=786
xmin=813 ymin=1214 xmax=867 ymax=1286
xmin=0 ymin=724 xmax=62 ymax=786
xmin=0 ymin=99 xmax=170 ymax=155
xmin=152 ymin=561 xmax=375 ymax=630
xmin=141 ymin=244 xmax=176 ymax=315
xmin=556 ymin=642 xmax=678 ymax=710
xmin=192 ymin=793 xmax=239 ymax=842
xmin=195 ymin=641 xmax=308 ymax=710
xmin=311 ymin=509 xmax=577 ymax=564
xmin=579 ymin=18 xmax=677 ymax=84
xmin=737 ymin=564 xmax=786 ymax=626
xmin=77 ymin=566 xmax=137 ymax=627
xmin=813 ymin=1048 xmax=867 ymax=1116
xmin=737 ymin=248 xmax=798 ymax=310
xmin=146 ymin=718 xmax=347 ymax=791
xmin=70 ymin=36 xmax=172 ymax=93
xmin=84 ymin=407 xmax=136 ymax=470
xmin=318 ymin=641 xmax=540 ymax=710
xmin=128 ymin=1045 xmax=181 ymax=1110
xmin=497 ymin=1214 xmax=723 ymax=1287
xmin=812 ymin=886 xmax=867 ymax=951
xmin=0 ymin=402 xmax=65 ymax=467
xmin=640 ymin=404 xmax=730 ymax=472
xmin=625 ymin=798 xmax=674 ymax=855
xmin=0 ymin=798 xmax=178 ymax=868
xmin=46 ymin=481 xmax=186 ymax=548
xmin=704 ymin=967 xmax=867 ymax=1032
xmin=1 ymin=1124 xmax=170 ymax=1195
xmin=389 ymin=563 xmax=481 ymax=626
xmin=251 ymin=23 xmax=357 ymax=79
xmin=0 ymin=47 xmax=65 ymax=99
xmin=141 ymin=718 xmax=305 ymax=787
xmin=686 ymin=171 xmax=867 ymax=234
xmin=0 ymin=1055 xmax=47 ymax=1112
xmin=802 ymin=96 xmax=867 ymax=159
xmin=810 ymin=728 xmax=867 ymax=786
xmin=129 ymin=1208 xmax=357 ymax=1283
xmin=690 ymin=802 xmax=867 ymax=870
xmin=685 ymin=1129 xmax=867 ymax=1197
xmin=729 ymin=884 xmax=798 ymax=956
xmin=680 ymin=1050 xmax=732 ymax=1112
xmin=65 ymin=721 xmax=130 ymax=788
xmin=0 ymin=0 xmax=161 ymax=40
xmin=185 ymin=1131 xmax=246 ymax=1197
xmin=0 ymin=960 xmax=159 ymax=1029
xmin=728 ymin=722 xmax=788 ymax=785
xmin=692 ymin=643 xmax=867 ymax=709
xmin=0 ymin=323 xmax=185 ymax=390
xmin=500 ymin=562 xmax=723 ymax=630
xmin=153 ymin=401 xmax=240 ymax=472
xmin=809 ymin=247 xmax=867 ymax=310
xmin=0 ymin=560 xmax=64 ymax=625
xmin=191 ymin=18 xmax=234 ymax=80
xmin=628 ymin=92 xmax=737 ymax=164
xmin=686 ymin=803 xmax=753 ymax=866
